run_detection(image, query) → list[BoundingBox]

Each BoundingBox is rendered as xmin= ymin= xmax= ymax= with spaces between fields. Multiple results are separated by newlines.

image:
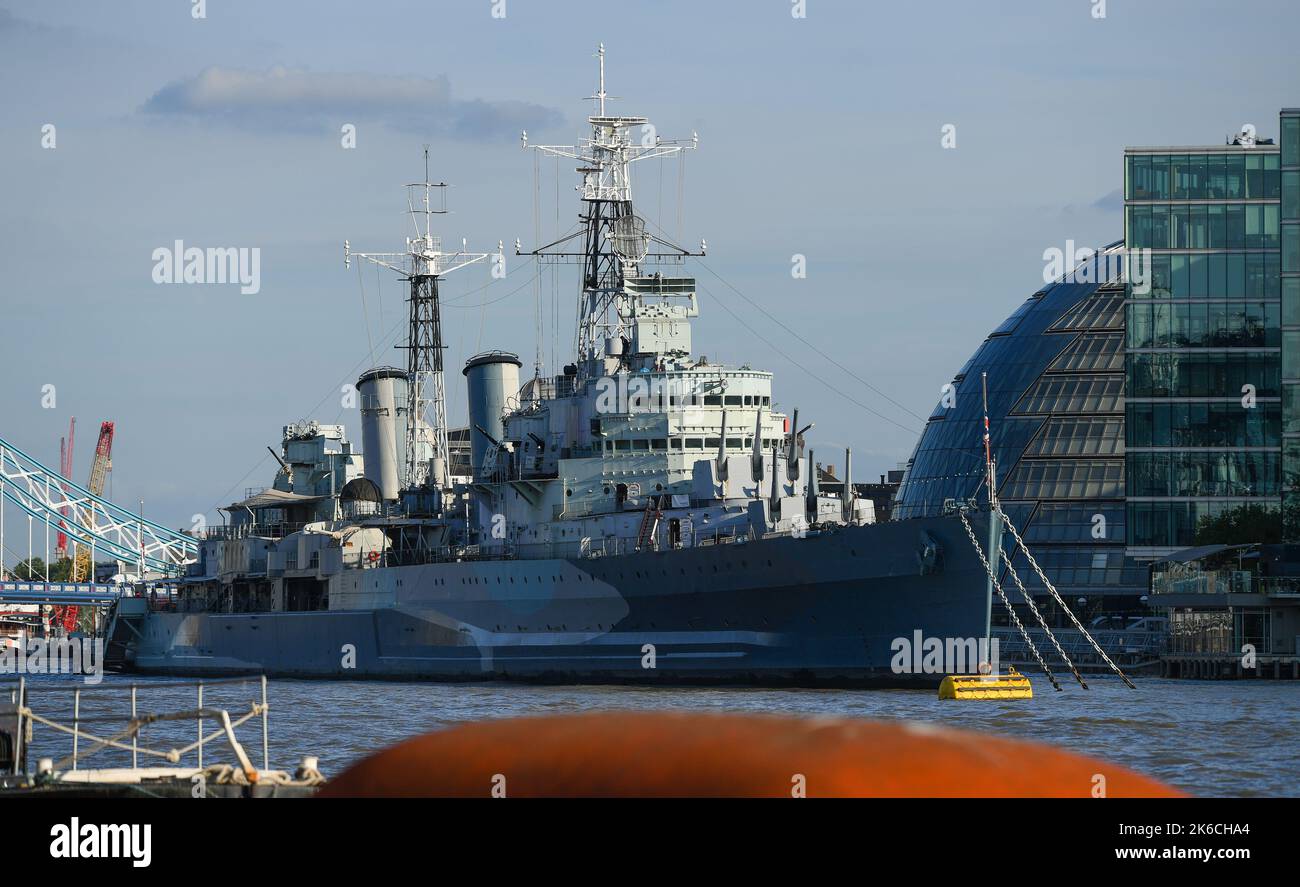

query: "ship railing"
xmin=348 ymin=544 xmax=521 ymax=569
xmin=1 ymin=676 xmax=298 ymax=784
xmin=202 ymin=522 xmax=307 ymax=541
xmin=116 ymin=584 xmax=180 ymax=612
xmin=693 ymin=528 xmax=748 ymax=547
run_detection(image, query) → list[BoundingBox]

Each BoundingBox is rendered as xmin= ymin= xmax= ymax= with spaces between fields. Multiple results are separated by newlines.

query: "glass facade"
xmin=894 ymin=110 xmax=1300 ymax=618
xmin=894 ymin=250 xmax=1147 ymax=616
xmin=1124 ymin=130 xmax=1285 ymax=554
xmin=1284 ymin=110 xmax=1300 ymax=539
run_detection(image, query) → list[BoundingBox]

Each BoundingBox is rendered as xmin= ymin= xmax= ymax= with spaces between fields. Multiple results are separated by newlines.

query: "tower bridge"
xmin=0 ymin=435 xmax=196 ymax=586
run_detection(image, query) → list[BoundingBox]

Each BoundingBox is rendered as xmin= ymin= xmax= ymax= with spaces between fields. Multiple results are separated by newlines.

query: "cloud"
xmin=0 ymin=8 xmax=49 ymax=35
xmin=141 ymin=66 xmax=562 ymax=140
xmin=1092 ymin=188 xmax=1123 ymax=212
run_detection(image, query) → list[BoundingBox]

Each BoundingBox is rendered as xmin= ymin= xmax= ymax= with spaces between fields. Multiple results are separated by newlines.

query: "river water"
xmin=13 ymin=674 xmax=1299 ymax=797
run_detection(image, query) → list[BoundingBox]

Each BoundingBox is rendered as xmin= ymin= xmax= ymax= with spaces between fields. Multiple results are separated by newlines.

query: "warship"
xmin=105 ymin=47 xmax=994 ymax=686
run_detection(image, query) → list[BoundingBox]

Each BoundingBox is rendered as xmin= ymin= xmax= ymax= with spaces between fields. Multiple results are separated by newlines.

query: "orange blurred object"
xmin=319 ymin=711 xmax=1182 ymax=798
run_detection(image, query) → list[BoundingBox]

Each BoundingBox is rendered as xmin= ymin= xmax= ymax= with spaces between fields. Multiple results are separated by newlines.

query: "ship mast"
xmin=521 ymin=43 xmax=702 ymax=381
xmin=346 ymin=150 xmax=493 ymax=492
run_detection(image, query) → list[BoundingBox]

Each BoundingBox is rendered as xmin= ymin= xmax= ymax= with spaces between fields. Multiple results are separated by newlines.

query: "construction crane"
xmin=52 ymin=421 xmax=114 ymax=634
xmin=56 ymin=417 xmax=76 ymax=560
xmin=70 ymin=421 xmax=114 ymax=584
xmin=87 ymin=421 xmax=115 ymax=501
xmin=51 ymin=418 xmax=78 ymax=634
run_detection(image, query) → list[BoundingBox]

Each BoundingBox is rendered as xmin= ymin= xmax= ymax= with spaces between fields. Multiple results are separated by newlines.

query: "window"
xmin=1283 ymin=116 xmax=1300 ymax=168
xmin=1001 ymin=459 xmax=1123 ymax=500
xmin=1284 ymin=224 xmax=1300 ymax=275
xmin=1024 ymin=417 xmax=1124 ymax=457
xmin=1012 ymin=375 xmax=1124 ymax=415
xmin=1283 ymin=171 xmax=1300 ymax=220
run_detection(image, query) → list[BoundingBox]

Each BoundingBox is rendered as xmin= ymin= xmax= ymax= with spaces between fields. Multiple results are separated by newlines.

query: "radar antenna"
xmin=344 ymin=149 xmax=493 ymax=492
xmin=519 ymin=43 xmax=704 ymax=381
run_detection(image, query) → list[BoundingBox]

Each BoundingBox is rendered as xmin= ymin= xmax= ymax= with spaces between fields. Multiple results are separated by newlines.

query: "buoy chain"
xmin=958 ymin=511 xmax=1061 ymax=691
xmin=999 ymin=544 xmax=1088 ymax=690
xmin=997 ymin=509 xmax=1137 ymax=690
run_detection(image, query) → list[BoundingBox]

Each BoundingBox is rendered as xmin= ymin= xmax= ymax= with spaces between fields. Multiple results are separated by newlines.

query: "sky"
xmin=2 ymin=0 xmax=1299 ymax=545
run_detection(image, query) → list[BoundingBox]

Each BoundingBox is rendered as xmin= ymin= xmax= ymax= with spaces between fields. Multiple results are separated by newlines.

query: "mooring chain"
xmin=958 ymin=510 xmax=1061 ymax=691
xmin=999 ymin=543 xmax=1088 ymax=690
xmin=998 ymin=509 xmax=1137 ymax=689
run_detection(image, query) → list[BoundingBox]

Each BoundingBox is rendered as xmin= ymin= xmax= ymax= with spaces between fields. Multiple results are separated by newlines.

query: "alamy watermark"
xmin=594 ymin=375 xmax=723 ymax=415
xmin=152 ymin=240 xmax=261 ymax=295
xmin=890 ymin=631 xmax=999 ymax=675
xmin=1043 ymin=241 xmax=1150 ymax=295
xmin=1 ymin=637 xmax=104 ymax=684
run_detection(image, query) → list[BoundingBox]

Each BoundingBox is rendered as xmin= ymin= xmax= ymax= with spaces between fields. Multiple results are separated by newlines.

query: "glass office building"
xmin=894 ymin=110 xmax=1300 ymax=622
xmin=1124 ymin=117 xmax=1292 ymax=556
xmin=1283 ymin=110 xmax=1300 ymax=540
xmin=893 ymin=246 xmax=1148 ymax=620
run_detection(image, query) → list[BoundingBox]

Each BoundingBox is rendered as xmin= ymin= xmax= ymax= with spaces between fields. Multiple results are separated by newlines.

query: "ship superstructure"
xmin=105 ymin=48 xmax=992 ymax=685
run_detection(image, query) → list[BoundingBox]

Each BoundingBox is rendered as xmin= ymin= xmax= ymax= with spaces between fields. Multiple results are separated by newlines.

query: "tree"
xmin=1193 ymin=504 xmax=1282 ymax=546
xmin=7 ymin=556 xmax=78 ymax=581
xmin=11 ymin=557 xmax=46 ymax=580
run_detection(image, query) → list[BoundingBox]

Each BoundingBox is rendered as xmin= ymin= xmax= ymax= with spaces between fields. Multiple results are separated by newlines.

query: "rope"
xmin=27 ymin=702 xmax=264 ymax=771
xmin=998 ymin=508 xmax=1137 ymax=689
xmin=998 ymin=541 xmax=1088 ymax=689
xmin=198 ymin=763 xmax=324 ymax=788
xmin=958 ymin=510 xmax=1061 ymax=691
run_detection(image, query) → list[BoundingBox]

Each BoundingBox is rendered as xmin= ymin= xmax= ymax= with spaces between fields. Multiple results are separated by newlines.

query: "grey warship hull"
xmin=111 ymin=512 xmax=992 ymax=687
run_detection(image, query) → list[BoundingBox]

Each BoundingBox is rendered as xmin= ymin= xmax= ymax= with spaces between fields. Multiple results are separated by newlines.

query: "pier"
xmin=1161 ymin=653 xmax=1300 ymax=680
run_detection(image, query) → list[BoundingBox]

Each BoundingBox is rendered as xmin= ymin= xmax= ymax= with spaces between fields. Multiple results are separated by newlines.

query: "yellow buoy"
xmin=938 ymin=666 xmax=1033 ymax=700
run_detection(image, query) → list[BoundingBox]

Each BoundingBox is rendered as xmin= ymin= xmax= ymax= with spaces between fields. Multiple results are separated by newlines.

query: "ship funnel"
xmin=357 ymin=367 xmax=407 ymax=501
xmin=463 ymin=351 xmax=522 ymax=482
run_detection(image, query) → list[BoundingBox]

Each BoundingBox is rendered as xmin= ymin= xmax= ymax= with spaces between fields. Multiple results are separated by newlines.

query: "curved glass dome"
xmin=893 ymin=244 xmax=1147 ymax=613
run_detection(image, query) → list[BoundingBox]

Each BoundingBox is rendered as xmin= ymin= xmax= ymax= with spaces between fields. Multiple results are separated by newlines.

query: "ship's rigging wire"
xmin=355 ymin=261 xmax=378 ymax=373
xmin=375 ymin=266 xmax=384 ymax=341
xmin=695 ymin=260 xmax=932 ymax=428
xmin=532 ymin=149 xmax=544 ymax=376
xmin=629 ymin=208 xmax=934 ymax=433
xmin=697 ymin=282 xmax=921 ymax=438
xmin=203 ymin=261 xmax=535 ymax=515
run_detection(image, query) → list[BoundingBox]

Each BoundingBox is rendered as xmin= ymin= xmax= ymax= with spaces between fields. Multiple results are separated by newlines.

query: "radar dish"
xmin=610 ymin=214 xmax=649 ymax=264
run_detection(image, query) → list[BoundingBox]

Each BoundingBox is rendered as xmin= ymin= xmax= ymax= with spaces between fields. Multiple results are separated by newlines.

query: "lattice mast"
xmin=521 ymin=43 xmax=702 ymax=381
xmin=346 ymin=150 xmax=493 ymax=491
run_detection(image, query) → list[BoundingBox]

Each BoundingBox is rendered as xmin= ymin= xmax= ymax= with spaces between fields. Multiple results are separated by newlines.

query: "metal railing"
xmin=4 ymin=675 xmax=270 ymax=777
xmin=202 ymin=522 xmax=308 ymax=541
xmin=994 ymin=627 xmax=1167 ymax=666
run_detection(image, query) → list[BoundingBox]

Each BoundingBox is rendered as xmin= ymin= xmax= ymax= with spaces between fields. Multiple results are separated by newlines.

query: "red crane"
xmin=87 ymin=421 xmax=115 ymax=501
xmin=56 ymin=421 xmax=114 ymax=633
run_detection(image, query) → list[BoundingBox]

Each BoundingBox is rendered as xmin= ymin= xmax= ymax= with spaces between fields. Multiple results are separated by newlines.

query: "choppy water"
xmin=11 ymin=674 xmax=1299 ymax=797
